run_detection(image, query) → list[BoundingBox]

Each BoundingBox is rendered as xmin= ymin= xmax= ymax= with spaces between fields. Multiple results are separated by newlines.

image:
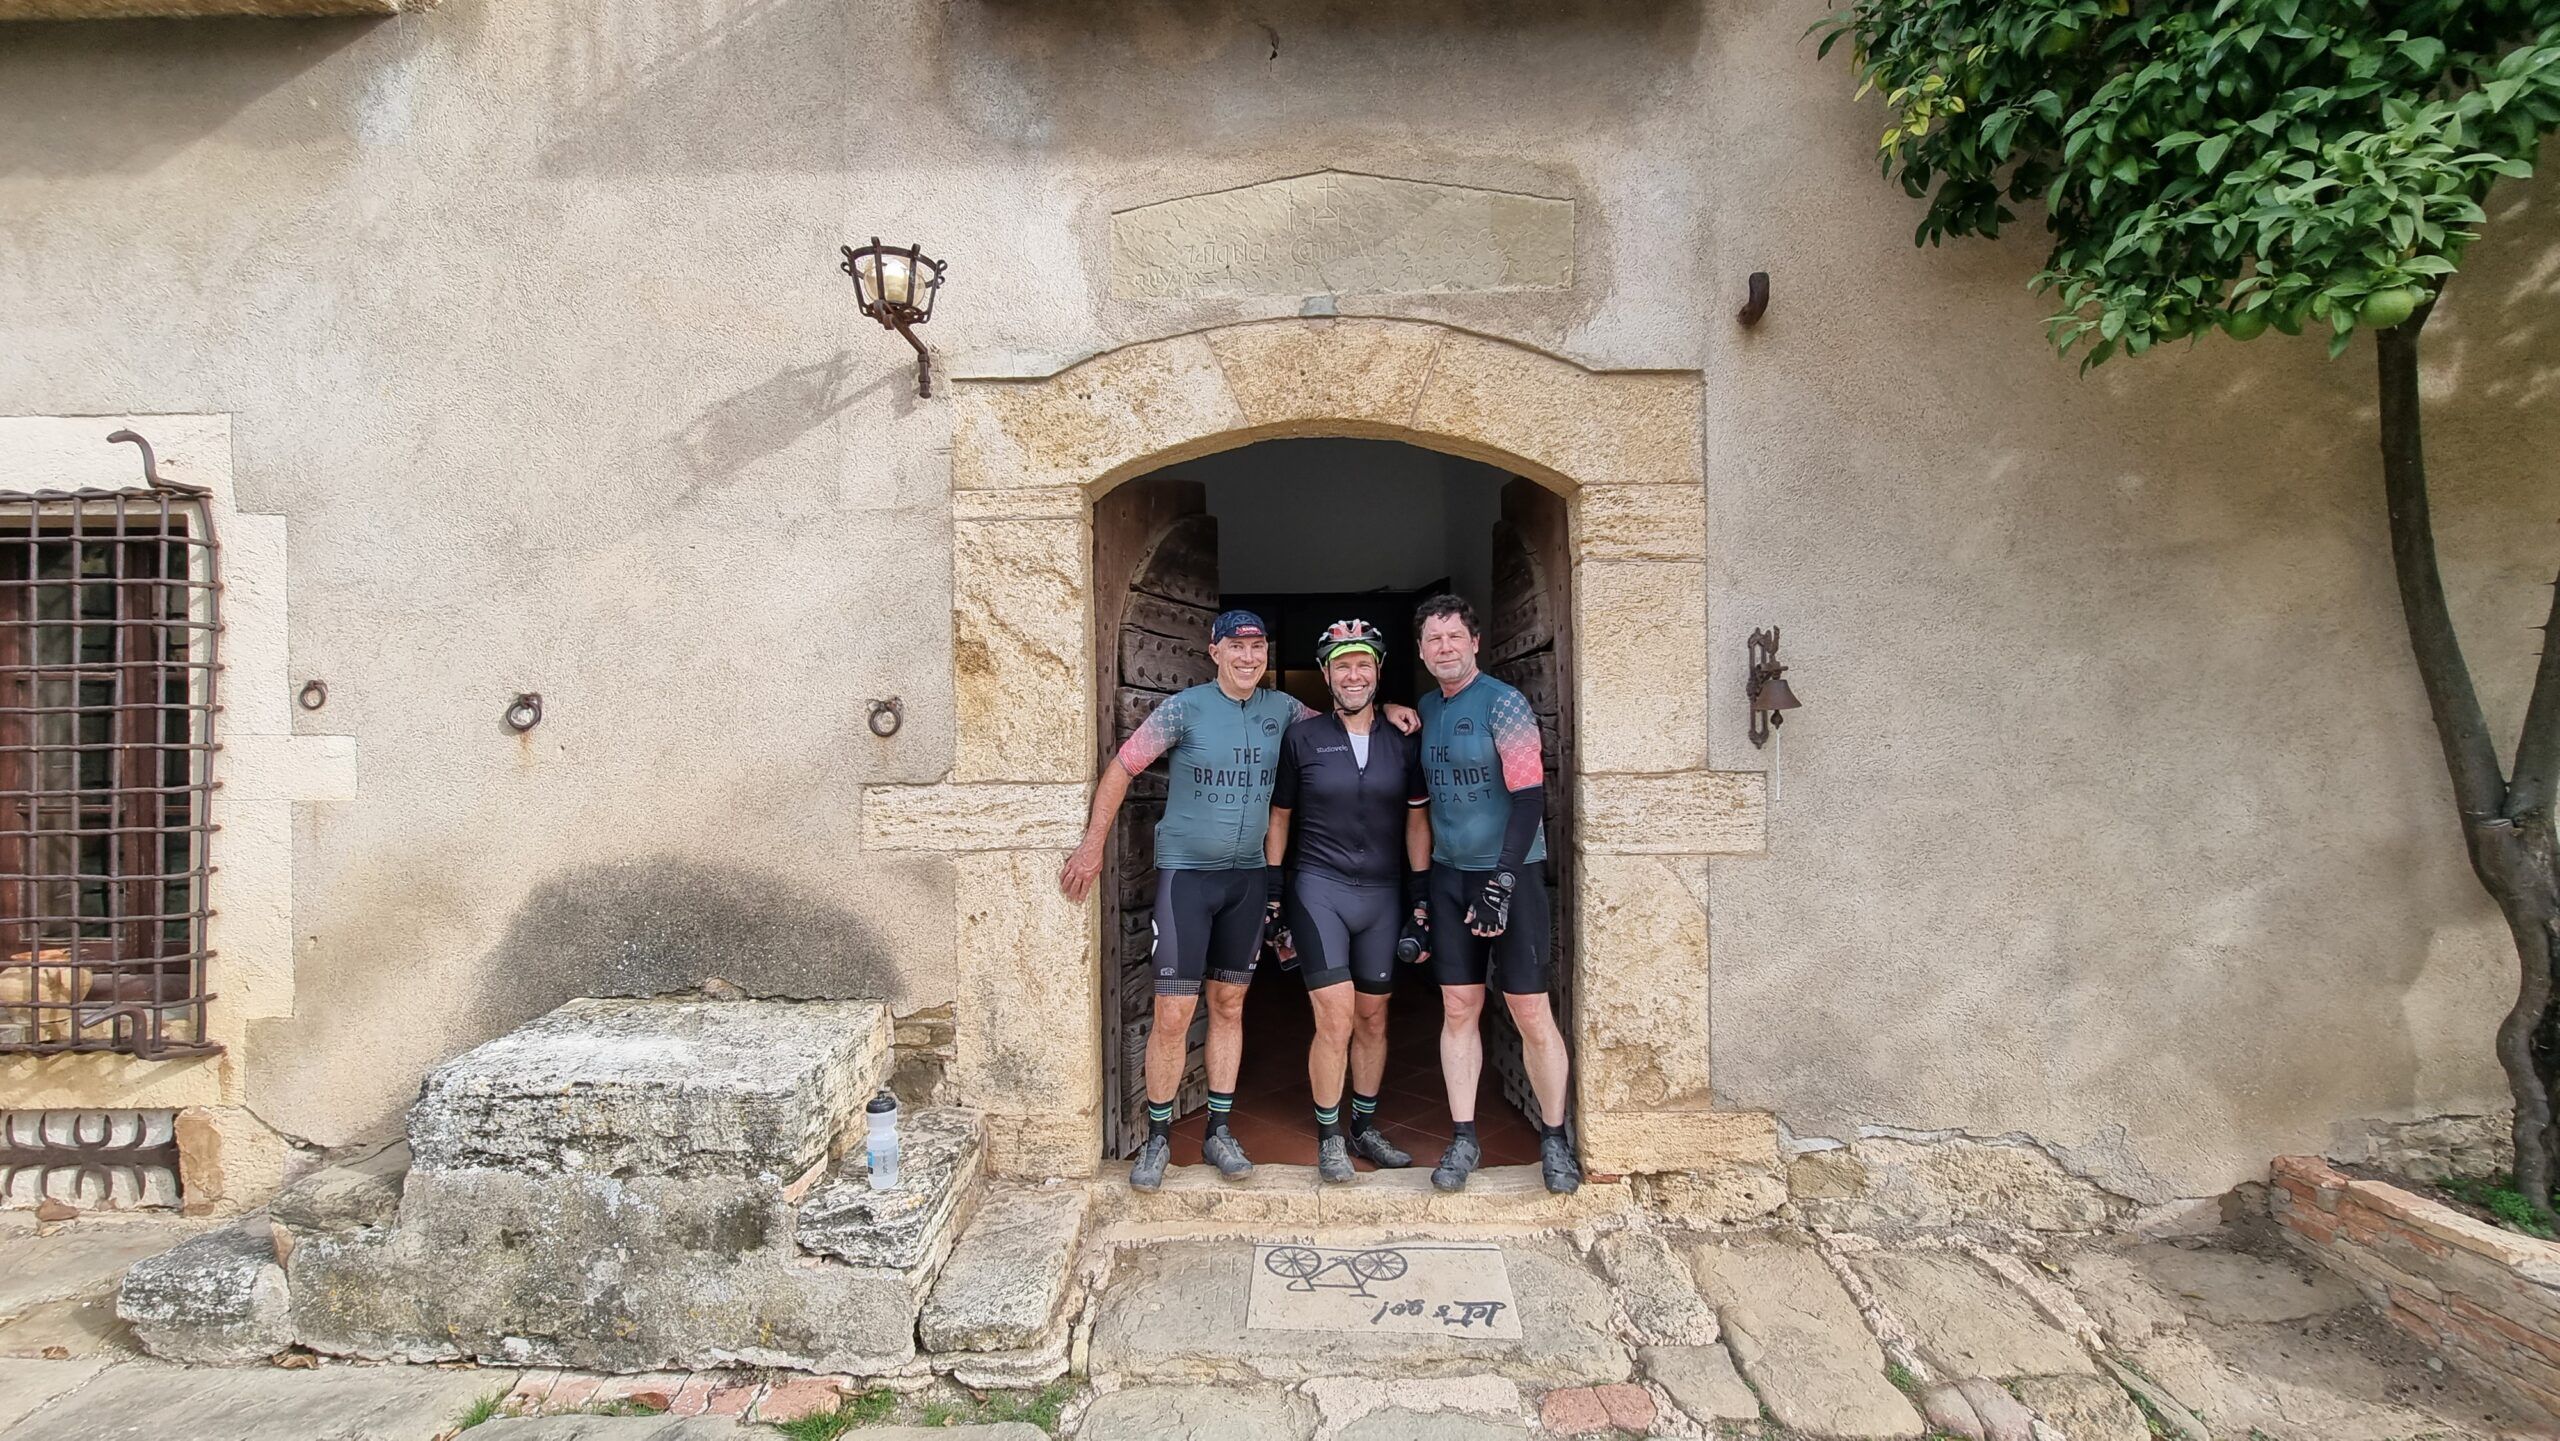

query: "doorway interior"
xmin=1093 ymin=438 xmax=1579 ymax=1168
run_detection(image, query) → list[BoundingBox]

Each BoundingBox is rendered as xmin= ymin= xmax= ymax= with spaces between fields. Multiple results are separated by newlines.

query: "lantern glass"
xmin=871 ymin=252 xmax=917 ymax=309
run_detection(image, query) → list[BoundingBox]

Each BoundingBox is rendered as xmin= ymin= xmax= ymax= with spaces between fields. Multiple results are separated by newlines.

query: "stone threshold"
xmin=1085 ymin=1161 xmax=1633 ymax=1234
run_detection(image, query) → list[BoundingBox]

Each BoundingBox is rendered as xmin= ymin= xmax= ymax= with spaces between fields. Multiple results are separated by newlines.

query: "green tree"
xmin=1817 ymin=0 xmax=2560 ymax=1218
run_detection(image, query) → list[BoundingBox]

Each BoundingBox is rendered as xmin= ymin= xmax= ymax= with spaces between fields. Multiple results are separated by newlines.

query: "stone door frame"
xmin=864 ymin=318 xmax=1768 ymax=1180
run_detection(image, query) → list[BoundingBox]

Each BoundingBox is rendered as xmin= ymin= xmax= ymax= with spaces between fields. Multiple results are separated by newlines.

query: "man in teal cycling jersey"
xmin=1060 ymin=609 xmax=1417 ymax=1192
xmin=1413 ymin=593 xmax=1580 ymax=1195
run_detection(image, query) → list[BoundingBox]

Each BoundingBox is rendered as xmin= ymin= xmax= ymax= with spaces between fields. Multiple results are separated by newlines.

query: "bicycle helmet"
xmin=1315 ymin=618 xmax=1386 ymax=667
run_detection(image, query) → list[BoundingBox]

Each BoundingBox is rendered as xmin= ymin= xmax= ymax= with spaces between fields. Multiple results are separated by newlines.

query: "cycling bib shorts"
xmin=1151 ymin=866 xmax=1267 ymax=997
xmin=1427 ymin=862 xmax=1552 ymax=996
xmin=1284 ymin=869 xmax=1401 ymax=995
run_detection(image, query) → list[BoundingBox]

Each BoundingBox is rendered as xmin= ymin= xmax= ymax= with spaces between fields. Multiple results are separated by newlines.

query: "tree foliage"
xmin=1819 ymin=0 xmax=2560 ymax=366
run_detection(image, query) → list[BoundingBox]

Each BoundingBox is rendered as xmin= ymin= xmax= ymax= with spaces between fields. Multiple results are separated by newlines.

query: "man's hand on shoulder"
xmin=1383 ymin=702 xmax=1420 ymax=735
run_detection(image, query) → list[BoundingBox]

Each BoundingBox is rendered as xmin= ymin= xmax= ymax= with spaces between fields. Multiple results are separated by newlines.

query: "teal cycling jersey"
xmin=1117 ymin=682 xmax=1314 ymax=870
xmin=1419 ymin=672 xmax=1547 ymax=870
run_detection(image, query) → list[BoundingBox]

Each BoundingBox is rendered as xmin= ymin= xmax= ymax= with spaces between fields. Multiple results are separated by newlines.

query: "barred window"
xmin=0 ymin=486 xmax=218 ymax=1058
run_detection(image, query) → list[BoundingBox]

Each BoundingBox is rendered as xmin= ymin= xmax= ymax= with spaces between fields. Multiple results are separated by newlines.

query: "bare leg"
xmin=1349 ymin=992 xmax=1392 ymax=1098
xmin=1145 ymin=994 xmax=1200 ymax=1103
xmin=1202 ymin=978 xmax=1250 ymax=1094
xmin=1438 ymin=984 xmax=1486 ymax=1124
xmin=1502 ymin=991 xmax=1573 ymax=1127
xmin=1307 ymin=984 xmax=1355 ymax=1110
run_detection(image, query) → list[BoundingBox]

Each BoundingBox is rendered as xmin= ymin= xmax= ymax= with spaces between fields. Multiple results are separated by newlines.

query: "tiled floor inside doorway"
xmin=1164 ymin=959 xmax=1546 ymax=1171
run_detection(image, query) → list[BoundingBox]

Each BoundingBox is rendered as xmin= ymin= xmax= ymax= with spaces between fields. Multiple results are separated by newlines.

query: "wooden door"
xmin=1481 ymin=478 xmax=1576 ymax=1135
xmin=1093 ymin=479 xmax=1220 ymax=1158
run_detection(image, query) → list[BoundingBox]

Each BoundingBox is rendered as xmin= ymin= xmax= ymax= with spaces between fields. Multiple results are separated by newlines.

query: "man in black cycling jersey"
xmin=1060 ymin=611 xmax=1419 ymax=1193
xmin=1262 ymin=619 xmax=1433 ymax=1184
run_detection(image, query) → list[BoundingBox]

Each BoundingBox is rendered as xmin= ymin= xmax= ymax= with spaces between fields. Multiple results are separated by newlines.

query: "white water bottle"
xmin=864 ymin=1092 xmax=901 ymax=1191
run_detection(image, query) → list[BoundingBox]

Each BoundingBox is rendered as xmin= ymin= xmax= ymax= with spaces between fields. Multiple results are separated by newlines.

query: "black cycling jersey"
xmin=1270 ymin=712 xmax=1428 ymax=887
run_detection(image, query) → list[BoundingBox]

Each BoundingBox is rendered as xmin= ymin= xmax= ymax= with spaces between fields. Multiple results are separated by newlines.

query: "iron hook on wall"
xmin=1737 ymin=272 xmax=1771 ymax=328
xmin=868 ymin=697 xmax=903 ymax=738
xmin=504 ymin=693 xmax=543 ymax=734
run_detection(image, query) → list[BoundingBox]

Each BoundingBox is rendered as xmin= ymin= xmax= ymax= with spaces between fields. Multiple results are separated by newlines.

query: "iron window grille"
xmin=0 ymin=484 xmax=219 ymax=1058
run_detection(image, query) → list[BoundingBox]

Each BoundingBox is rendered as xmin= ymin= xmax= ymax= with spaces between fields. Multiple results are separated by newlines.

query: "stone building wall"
xmin=0 ymin=0 xmax=2552 ymax=1205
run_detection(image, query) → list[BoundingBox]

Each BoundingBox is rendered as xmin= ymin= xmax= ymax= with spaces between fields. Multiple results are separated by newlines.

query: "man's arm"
xmin=1467 ymin=689 xmax=1548 ymax=936
xmin=1058 ymin=763 xmax=1134 ymax=902
xmin=1265 ymin=806 xmax=1293 ymax=869
xmin=1060 ymin=697 xmax=1182 ymax=901
xmin=1405 ymin=804 xmax=1431 ymax=875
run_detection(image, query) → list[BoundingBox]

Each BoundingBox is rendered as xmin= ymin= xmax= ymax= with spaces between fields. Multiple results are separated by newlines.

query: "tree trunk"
xmin=2375 ymin=313 xmax=2560 ymax=1228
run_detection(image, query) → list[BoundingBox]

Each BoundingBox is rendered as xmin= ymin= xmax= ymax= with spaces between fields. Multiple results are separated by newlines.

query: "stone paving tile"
xmin=1089 ymin=1238 xmax=1629 ymax=1386
xmin=0 ymin=1356 xmax=111 ymax=1432
xmin=1075 ymin=1382 xmax=1315 ymax=1439
xmin=0 ymin=1358 xmax=516 ymax=1440
xmin=0 ymin=1295 xmax=138 ymax=1359
xmin=2010 ymin=1374 xmax=2149 ymax=1441
xmin=1851 ymin=1250 xmax=2094 ymax=1379
xmin=470 ymin=1419 xmax=758 ymax=1438
xmin=1685 ymin=1236 xmax=1922 ymax=1440
xmin=506 ymin=1368 xmax=564 ymax=1412
xmin=1537 ymin=1386 xmax=1611 ymax=1435
xmin=1334 ymin=1407 xmax=1527 ymax=1440
xmin=0 ymin=1219 xmax=207 ymax=1318
xmin=1637 ymin=1342 xmax=1758 ymax=1424
xmin=698 ymin=1381 xmax=760 ymax=1416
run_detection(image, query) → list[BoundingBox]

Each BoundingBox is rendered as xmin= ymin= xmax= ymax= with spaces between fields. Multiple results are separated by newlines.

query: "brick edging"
xmin=2271 ymin=1154 xmax=2560 ymax=1418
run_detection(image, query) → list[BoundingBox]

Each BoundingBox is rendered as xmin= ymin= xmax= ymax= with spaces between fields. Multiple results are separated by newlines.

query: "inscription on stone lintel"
xmin=1110 ymin=169 xmax=1574 ymax=300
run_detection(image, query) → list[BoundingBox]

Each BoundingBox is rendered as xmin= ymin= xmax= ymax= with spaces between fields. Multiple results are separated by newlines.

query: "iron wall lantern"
xmin=1746 ymin=627 xmax=1801 ymax=749
xmin=839 ymin=238 xmax=948 ymax=397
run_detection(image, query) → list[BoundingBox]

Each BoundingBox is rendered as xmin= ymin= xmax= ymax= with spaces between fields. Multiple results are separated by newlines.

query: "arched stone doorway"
xmin=864 ymin=318 xmax=1768 ymax=1181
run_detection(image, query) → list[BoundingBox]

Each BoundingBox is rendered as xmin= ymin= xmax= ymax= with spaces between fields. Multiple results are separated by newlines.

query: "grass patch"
xmin=2435 ymin=1174 xmax=2557 ymax=1238
xmin=1884 ymin=1360 xmax=1921 ymax=1397
xmin=975 ymin=1383 xmax=1072 ymax=1432
xmin=770 ymin=1387 xmax=898 ymax=1441
xmin=452 ymin=1389 xmax=510 ymax=1432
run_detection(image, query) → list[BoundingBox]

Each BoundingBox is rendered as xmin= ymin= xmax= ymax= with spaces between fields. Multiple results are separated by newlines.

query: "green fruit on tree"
xmin=2042 ymin=21 xmax=2084 ymax=56
xmin=2220 ymin=310 xmax=2270 ymax=341
xmin=2271 ymin=305 xmax=2306 ymax=336
xmin=2358 ymin=286 xmax=2425 ymax=331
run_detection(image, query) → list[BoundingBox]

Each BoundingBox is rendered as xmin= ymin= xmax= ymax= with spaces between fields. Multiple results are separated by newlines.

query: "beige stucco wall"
xmin=0 ymin=0 xmax=2550 ymax=1201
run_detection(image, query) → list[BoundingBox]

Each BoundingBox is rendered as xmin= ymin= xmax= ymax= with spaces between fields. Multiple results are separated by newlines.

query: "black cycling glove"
xmin=1396 ymin=870 xmax=1432 ymax=964
xmin=1464 ymin=870 xmax=1515 ymax=936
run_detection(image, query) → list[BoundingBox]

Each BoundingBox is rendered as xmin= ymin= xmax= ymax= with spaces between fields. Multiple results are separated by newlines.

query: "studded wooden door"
xmin=1482 ymin=478 xmax=1576 ymax=1134
xmin=1093 ymin=480 xmax=1219 ymax=1158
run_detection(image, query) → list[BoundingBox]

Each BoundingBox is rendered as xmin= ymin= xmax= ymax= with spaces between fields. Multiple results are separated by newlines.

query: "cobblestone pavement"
xmin=0 ymin=1208 xmax=2546 ymax=1440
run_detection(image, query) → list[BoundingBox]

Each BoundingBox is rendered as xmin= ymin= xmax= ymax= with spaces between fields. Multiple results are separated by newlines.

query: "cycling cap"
xmin=1211 ymin=609 xmax=1268 ymax=643
xmin=1315 ymin=618 xmax=1386 ymax=666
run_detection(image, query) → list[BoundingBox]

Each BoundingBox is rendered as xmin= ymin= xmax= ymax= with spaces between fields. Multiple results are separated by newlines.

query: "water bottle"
xmin=864 ymin=1091 xmax=901 ymax=1191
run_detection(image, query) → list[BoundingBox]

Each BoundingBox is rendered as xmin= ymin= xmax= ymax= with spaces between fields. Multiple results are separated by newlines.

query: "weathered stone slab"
xmin=862 ymin=782 xmax=1088 ymax=852
xmin=269 ymin=1142 xmax=407 ymax=1235
xmin=1577 ymin=771 xmax=1764 ymax=856
xmin=464 ymin=1418 xmax=759 ymax=1439
xmin=1852 ymin=1251 xmax=2094 ymax=1379
xmin=0 ymin=1355 xmax=110 ymax=1431
xmin=954 ymin=516 xmax=1091 ymax=782
xmin=1639 ymin=1342 xmax=1759 ymax=1423
xmin=1076 ymin=1383 xmax=1317 ymax=1440
xmin=1574 ymin=856 xmax=1711 ymax=1113
xmin=1090 ymin=1239 xmax=1628 ymax=1385
xmin=115 ymin=1223 xmax=289 ymax=1364
xmin=1593 ymin=1230 xmax=1716 ymax=1344
xmin=1685 ymin=1236 xmax=1922 ymax=1439
xmin=1110 ymin=171 xmax=1573 ymax=300
xmin=0 ymin=1294 xmax=135 ymax=1359
xmin=406 ymin=998 xmax=891 ymax=1184
xmin=1798 ymin=1137 xmax=2129 ymax=1233
xmin=12 ymin=1357 xmax=516 ymax=1440
xmin=0 ymin=1218 xmax=208 ymax=1318
xmin=1578 ymin=485 xmax=1705 ymax=563
xmin=287 ymin=1170 xmax=926 ymax=1375
xmin=1579 ymin=1108 xmax=1778 ymax=1178
xmin=796 ymin=1108 xmax=984 ymax=1273
xmin=2010 ymin=1374 xmax=2149 ymax=1441
xmin=1339 ymin=1409 xmax=1527 ymax=1440
xmin=920 ymin=1184 xmax=1088 ymax=1353
xmin=1575 ymin=561 xmax=1706 ymax=775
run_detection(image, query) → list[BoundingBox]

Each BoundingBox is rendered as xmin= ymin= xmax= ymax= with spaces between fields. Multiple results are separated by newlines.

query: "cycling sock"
xmin=1540 ymin=1121 xmax=1568 ymax=1140
xmin=1314 ymin=1103 xmax=1341 ymax=1140
xmin=1451 ymin=1120 xmax=1477 ymax=1142
xmin=1206 ymin=1090 xmax=1235 ymax=1137
xmin=1146 ymin=1101 xmax=1173 ymax=1141
xmin=1349 ymin=1092 xmax=1380 ymax=1135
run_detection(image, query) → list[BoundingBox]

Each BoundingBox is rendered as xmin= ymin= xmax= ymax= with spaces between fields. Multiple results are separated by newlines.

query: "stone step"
xmin=274 ymin=1107 xmax=986 ymax=1376
xmin=920 ymin=1184 xmax=1091 ymax=1386
xmin=406 ymin=998 xmax=893 ymax=1185
xmin=1088 ymin=1162 xmax=1633 ymax=1232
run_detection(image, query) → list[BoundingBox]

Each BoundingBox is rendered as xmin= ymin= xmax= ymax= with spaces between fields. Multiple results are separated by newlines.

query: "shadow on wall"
xmin=535 ymin=0 xmax=861 ymax=176
xmin=0 ymin=15 xmax=385 ymax=179
xmin=667 ymin=351 xmax=893 ymax=504
xmin=482 ymin=855 xmax=903 ymax=1005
